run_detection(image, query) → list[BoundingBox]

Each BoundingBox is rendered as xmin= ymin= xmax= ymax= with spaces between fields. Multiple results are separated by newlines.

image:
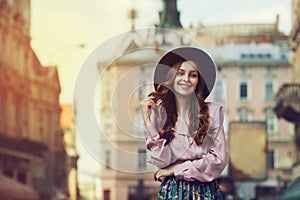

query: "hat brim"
xmin=153 ymin=47 xmax=216 ymax=99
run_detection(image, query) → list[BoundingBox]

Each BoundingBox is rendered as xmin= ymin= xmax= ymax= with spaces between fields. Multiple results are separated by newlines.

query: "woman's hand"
xmin=154 ymin=165 xmax=174 ymax=182
xmin=140 ymin=96 xmax=156 ymax=128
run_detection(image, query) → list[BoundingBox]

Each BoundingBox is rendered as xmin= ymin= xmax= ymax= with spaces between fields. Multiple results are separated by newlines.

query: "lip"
xmin=179 ymin=83 xmax=192 ymax=87
xmin=178 ymin=83 xmax=192 ymax=89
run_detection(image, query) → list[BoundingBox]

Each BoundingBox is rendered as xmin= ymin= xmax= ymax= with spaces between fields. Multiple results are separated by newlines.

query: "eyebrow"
xmin=178 ymin=69 xmax=198 ymax=73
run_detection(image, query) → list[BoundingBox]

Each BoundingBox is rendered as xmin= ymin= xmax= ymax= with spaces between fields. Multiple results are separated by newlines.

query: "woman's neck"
xmin=175 ymin=96 xmax=191 ymax=121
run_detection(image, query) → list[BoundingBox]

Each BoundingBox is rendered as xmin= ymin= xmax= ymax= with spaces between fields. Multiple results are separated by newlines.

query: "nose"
xmin=183 ymin=73 xmax=189 ymax=82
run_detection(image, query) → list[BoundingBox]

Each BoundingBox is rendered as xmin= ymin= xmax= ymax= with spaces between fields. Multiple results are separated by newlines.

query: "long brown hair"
xmin=149 ymin=59 xmax=210 ymax=145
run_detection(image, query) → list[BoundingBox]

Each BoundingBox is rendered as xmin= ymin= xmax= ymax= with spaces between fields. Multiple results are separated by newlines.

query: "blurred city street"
xmin=1 ymin=0 xmax=300 ymax=200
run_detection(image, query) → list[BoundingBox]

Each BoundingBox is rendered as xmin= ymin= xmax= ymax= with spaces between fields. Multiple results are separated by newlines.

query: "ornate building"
xmin=186 ymin=13 xmax=292 ymax=199
xmin=0 ymin=0 xmax=66 ymax=199
xmin=158 ymin=0 xmax=182 ymax=28
xmin=274 ymin=0 xmax=300 ymax=189
xmin=97 ymin=32 xmax=162 ymax=200
xmin=61 ymin=104 xmax=80 ymax=200
xmin=94 ymin=1 xmax=292 ymax=199
xmin=188 ymin=14 xmax=287 ymax=45
xmin=206 ymin=42 xmax=292 ymax=199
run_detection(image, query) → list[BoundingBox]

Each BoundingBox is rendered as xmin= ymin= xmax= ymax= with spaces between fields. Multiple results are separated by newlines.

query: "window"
xmin=128 ymin=185 xmax=157 ymax=200
xmin=105 ymin=150 xmax=111 ymax=169
xmin=3 ymin=166 xmax=13 ymax=177
xmin=267 ymin=150 xmax=275 ymax=170
xmin=137 ymin=148 xmax=147 ymax=170
xmin=265 ymin=54 xmax=272 ymax=59
xmin=102 ymin=111 xmax=113 ymax=134
xmin=240 ymin=54 xmax=246 ymax=59
xmin=0 ymin=29 xmax=2 ymax=49
xmin=138 ymin=81 xmax=151 ymax=101
xmin=3 ymin=158 xmax=13 ymax=177
xmin=240 ymin=66 xmax=247 ymax=76
xmin=0 ymin=93 xmax=6 ymax=132
xmin=239 ymin=82 xmax=248 ymax=100
xmin=213 ymin=78 xmax=225 ymax=102
xmin=238 ymin=107 xmax=251 ymax=122
xmin=138 ymin=82 xmax=146 ymax=101
xmin=105 ymin=80 xmax=112 ymax=101
xmin=135 ymin=108 xmax=144 ymax=135
xmin=103 ymin=189 xmax=111 ymax=200
xmin=265 ymin=108 xmax=277 ymax=134
xmin=266 ymin=66 xmax=272 ymax=74
xmin=265 ymin=82 xmax=274 ymax=100
xmin=18 ymin=169 xmax=27 ymax=184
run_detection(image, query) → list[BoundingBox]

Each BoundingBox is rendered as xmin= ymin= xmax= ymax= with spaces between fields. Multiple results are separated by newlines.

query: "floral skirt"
xmin=158 ymin=176 xmax=224 ymax=200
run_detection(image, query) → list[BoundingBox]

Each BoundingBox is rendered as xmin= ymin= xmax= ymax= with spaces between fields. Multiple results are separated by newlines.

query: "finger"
xmin=145 ymin=100 xmax=156 ymax=109
xmin=141 ymin=96 xmax=152 ymax=102
xmin=153 ymin=170 xmax=159 ymax=181
xmin=157 ymin=177 xmax=162 ymax=182
xmin=155 ymin=170 xmax=161 ymax=180
xmin=155 ymin=171 xmax=163 ymax=182
xmin=154 ymin=175 xmax=158 ymax=182
xmin=141 ymin=100 xmax=155 ymax=110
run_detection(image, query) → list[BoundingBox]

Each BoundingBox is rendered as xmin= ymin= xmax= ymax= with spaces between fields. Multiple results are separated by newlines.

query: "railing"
xmin=276 ymin=83 xmax=300 ymax=103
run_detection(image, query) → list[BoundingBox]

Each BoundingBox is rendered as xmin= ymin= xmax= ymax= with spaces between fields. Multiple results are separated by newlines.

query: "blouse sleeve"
xmin=144 ymin=124 xmax=172 ymax=169
xmin=173 ymin=106 xmax=229 ymax=182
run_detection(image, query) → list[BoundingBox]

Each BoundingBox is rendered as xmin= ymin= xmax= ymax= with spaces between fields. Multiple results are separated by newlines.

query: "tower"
xmin=158 ymin=0 xmax=182 ymax=28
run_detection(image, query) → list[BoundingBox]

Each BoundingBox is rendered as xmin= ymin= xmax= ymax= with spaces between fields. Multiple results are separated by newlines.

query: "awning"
xmin=277 ymin=176 xmax=300 ymax=200
xmin=0 ymin=175 xmax=40 ymax=200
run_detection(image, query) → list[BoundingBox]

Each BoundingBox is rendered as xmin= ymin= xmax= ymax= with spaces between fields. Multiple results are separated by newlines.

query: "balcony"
xmin=0 ymin=134 xmax=47 ymax=158
xmin=274 ymin=83 xmax=300 ymax=123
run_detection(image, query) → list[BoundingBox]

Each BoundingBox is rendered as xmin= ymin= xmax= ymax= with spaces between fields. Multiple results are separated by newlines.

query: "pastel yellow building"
xmin=0 ymin=0 xmax=66 ymax=199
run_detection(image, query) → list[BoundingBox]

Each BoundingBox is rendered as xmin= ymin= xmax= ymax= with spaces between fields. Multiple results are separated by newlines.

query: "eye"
xmin=176 ymin=70 xmax=185 ymax=76
xmin=189 ymin=73 xmax=198 ymax=78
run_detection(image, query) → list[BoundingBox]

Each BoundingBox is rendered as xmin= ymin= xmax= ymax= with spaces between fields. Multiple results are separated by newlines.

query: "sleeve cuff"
xmin=173 ymin=160 xmax=192 ymax=180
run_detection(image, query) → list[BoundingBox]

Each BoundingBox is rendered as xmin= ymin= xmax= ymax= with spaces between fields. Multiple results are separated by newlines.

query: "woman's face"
xmin=173 ymin=61 xmax=199 ymax=97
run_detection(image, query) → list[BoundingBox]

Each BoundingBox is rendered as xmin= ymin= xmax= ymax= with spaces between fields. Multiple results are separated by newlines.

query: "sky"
xmin=29 ymin=0 xmax=292 ymax=184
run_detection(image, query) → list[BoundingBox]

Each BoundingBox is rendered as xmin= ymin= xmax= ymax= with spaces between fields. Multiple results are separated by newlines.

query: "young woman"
xmin=140 ymin=47 xmax=228 ymax=199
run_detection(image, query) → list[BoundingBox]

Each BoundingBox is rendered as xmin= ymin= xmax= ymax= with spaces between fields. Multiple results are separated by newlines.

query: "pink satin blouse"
xmin=144 ymin=102 xmax=229 ymax=182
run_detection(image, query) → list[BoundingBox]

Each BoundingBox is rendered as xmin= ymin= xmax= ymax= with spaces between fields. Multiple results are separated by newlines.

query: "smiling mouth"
xmin=179 ymin=83 xmax=192 ymax=87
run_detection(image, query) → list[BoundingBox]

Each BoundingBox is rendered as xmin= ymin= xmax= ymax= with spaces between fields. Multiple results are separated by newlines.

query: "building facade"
xmin=187 ymin=17 xmax=293 ymax=199
xmin=187 ymin=14 xmax=287 ymax=46
xmin=0 ymin=0 xmax=66 ymax=199
xmin=97 ymin=33 xmax=163 ymax=200
xmin=275 ymin=0 xmax=300 ymax=183
xmin=96 ymin=28 xmax=292 ymax=200
xmin=94 ymin=1 xmax=293 ymax=199
xmin=61 ymin=104 xmax=80 ymax=200
xmin=206 ymin=42 xmax=293 ymax=199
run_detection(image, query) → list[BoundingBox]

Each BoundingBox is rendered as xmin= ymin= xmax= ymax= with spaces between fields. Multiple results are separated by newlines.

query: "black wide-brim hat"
xmin=153 ymin=46 xmax=217 ymax=99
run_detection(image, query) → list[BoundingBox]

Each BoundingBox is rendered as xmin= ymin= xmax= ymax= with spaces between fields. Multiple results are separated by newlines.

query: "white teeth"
xmin=179 ymin=83 xmax=191 ymax=87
